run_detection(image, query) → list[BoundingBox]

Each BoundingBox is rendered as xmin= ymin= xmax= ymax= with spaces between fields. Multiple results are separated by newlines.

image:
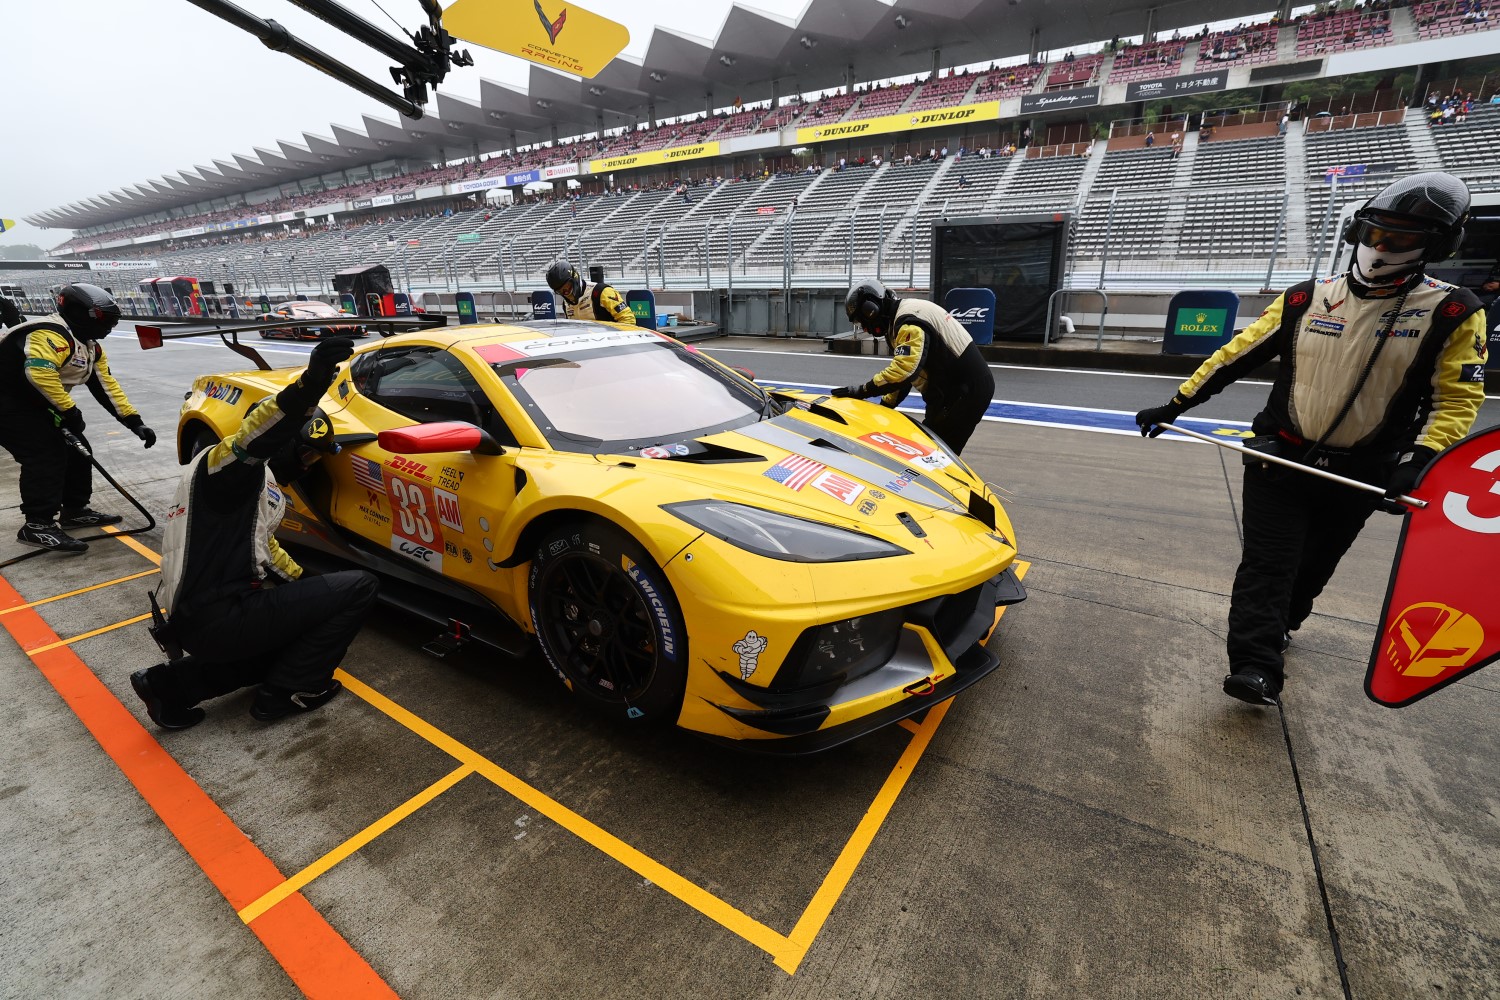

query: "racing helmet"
xmin=1344 ymin=171 xmax=1470 ymax=262
xmin=299 ymin=407 xmax=340 ymax=455
xmin=844 ymin=279 xmax=899 ymax=335
xmin=546 ymin=261 xmax=583 ymax=305
xmin=56 ymin=283 xmax=121 ymax=340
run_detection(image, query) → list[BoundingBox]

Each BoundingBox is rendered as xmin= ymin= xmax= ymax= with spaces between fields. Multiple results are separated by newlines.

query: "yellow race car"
xmin=176 ymin=320 xmax=1024 ymax=753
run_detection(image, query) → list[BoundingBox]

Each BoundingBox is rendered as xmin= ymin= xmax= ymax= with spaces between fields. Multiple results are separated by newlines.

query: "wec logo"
xmin=950 ymin=307 xmax=991 ymax=321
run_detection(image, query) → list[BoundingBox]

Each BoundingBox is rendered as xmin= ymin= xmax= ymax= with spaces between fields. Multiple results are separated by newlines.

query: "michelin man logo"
xmin=732 ymin=630 xmax=769 ymax=681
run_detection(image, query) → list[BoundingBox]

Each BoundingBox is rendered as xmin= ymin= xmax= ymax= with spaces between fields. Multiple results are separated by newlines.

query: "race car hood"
xmin=612 ymin=409 xmax=989 ymax=532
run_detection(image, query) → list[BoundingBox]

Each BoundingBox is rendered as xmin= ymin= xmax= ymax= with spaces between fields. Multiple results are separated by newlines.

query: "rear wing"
xmin=134 ymin=313 xmax=448 ymax=371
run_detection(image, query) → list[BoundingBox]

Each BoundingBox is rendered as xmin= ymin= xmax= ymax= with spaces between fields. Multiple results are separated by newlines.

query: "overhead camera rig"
xmin=183 ymin=0 xmax=473 ymax=119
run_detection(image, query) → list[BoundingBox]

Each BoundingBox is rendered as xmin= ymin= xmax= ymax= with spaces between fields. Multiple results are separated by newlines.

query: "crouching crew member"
xmin=545 ymin=261 xmax=636 ymax=325
xmin=1135 ymin=171 xmax=1486 ymax=707
xmin=130 ymin=337 xmax=378 ymax=729
xmin=0 ymin=283 xmax=155 ymax=553
xmin=832 ymin=279 xmax=995 ymax=455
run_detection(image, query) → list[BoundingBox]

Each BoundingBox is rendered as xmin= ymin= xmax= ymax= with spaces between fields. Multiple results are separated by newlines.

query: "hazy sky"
xmin=2 ymin=0 xmax=809 ymax=249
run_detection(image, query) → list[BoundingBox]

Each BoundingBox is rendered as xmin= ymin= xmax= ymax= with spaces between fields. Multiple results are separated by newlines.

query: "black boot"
xmin=59 ymin=507 xmax=124 ymax=528
xmin=1223 ymin=670 xmax=1280 ymax=706
xmin=16 ymin=522 xmax=88 ymax=553
xmin=130 ymin=666 xmax=206 ymax=730
xmin=249 ymin=679 xmax=343 ymax=721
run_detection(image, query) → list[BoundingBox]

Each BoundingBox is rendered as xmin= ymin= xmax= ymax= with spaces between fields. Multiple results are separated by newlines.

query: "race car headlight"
xmin=664 ymin=500 xmax=909 ymax=562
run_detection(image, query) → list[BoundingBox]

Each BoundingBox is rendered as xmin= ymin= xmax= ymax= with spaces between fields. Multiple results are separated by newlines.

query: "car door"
xmin=329 ymin=345 xmax=520 ymax=597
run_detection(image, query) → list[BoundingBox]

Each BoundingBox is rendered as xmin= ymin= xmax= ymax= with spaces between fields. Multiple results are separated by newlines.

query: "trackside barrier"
xmin=1044 ymin=288 xmax=1110 ymax=348
xmin=626 ymin=289 xmax=657 ymax=330
xmin=943 ymin=287 xmax=996 ymax=346
xmin=531 ymin=291 xmax=556 ymax=319
xmin=1162 ymin=290 xmax=1240 ymax=356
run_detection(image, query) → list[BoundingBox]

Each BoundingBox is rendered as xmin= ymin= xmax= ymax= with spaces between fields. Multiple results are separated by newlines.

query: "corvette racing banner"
xmin=795 ymin=100 xmax=1001 ymax=145
xmin=0 ymin=219 xmax=15 ymax=234
xmin=1366 ymin=425 xmax=1500 ymax=707
xmin=588 ymin=141 xmax=721 ymax=175
xmin=444 ymin=0 xmax=629 ymax=79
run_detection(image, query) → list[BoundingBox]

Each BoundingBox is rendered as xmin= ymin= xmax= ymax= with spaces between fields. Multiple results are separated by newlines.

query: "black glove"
xmin=830 ymin=383 xmax=870 ymax=399
xmin=1135 ymin=396 xmax=1188 ymax=438
xmin=57 ymin=407 xmax=85 ymax=434
xmin=123 ymin=414 xmax=156 ymax=449
xmin=304 ymin=337 xmax=356 ymax=389
xmin=1384 ymin=445 xmax=1437 ymax=504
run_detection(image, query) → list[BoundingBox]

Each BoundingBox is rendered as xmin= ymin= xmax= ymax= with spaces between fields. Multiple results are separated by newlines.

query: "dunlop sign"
xmin=589 ymin=141 xmax=721 ymax=175
xmin=795 ymin=100 xmax=1002 ymax=145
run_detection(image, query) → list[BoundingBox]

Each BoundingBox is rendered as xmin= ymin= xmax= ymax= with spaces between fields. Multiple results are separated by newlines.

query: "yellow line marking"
xmin=896 ymin=718 xmax=922 ymax=736
xmin=27 ymin=613 xmax=152 ymax=655
xmin=0 ymin=569 xmax=159 ymax=615
xmin=336 ymin=670 xmax=792 ymax=958
xmin=103 ymin=525 xmax=161 ymax=566
xmin=238 ymin=764 xmax=475 ymax=924
xmin=777 ymin=697 xmax=953 ymax=973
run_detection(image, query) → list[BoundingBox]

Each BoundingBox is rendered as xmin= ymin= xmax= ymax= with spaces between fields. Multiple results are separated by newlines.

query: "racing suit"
xmin=0 ymin=315 xmax=146 ymax=523
xmin=1173 ymin=270 xmax=1486 ymax=690
xmin=145 ymin=361 xmax=378 ymax=711
xmin=850 ymin=298 xmax=994 ymax=454
xmin=564 ymin=282 xmax=637 ymax=325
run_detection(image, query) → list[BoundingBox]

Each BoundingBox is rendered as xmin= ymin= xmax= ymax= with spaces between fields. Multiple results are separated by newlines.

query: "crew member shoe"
xmin=59 ymin=508 xmax=124 ymax=528
xmin=16 ymin=522 xmax=88 ymax=553
xmin=249 ymin=680 xmax=344 ymax=721
xmin=1281 ymin=631 xmax=1292 ymax=654
xmin=130 ymin=667 xmax=206 ymax=730
xmin=1223 ymin=670 xmax=1280 ymax=706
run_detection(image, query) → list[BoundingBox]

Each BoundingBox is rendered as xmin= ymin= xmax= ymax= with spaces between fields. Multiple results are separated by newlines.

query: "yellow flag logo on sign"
xmin=444 ymin=0 xmax=629 ymax=79
xmin=0 ymin=219 xmax=16 ymax=234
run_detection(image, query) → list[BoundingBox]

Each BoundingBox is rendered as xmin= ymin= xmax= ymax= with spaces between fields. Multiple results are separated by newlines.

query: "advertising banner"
xmin=456 ymin=291 xmax=478 ymax=325
xmin=1162 ymin=290 xmax=1240 ymax=355
xmin=943 ymin=287 xmax=997 ymax=346
xmin=1366 ymin=425 xmax=1500 ymax=706
xmin=352 ymin=198 xmax=374 ymax=210
xmin=531 ymin=290 xmax=557 ymax=319
xmin=1124 ymin=70 xmax=1230 ymax=103
xmin=796 ymin=101 xmax=1002 ymax=145
xmin=1018 ymin=88 xmax=1100 ymax=114
xmin=443 ymin=0 xmax=629 ymax=78
xmin=275 ymin=211 xmax=299 ymax=222
xmin=394 ymin=191 xmax=419 ymax=204
xmin=505 ymin=169 xmax=542 ymax=187
xmin=371 ymin=194 xmax=396 ymax=208
xmin=454 ymin=176 xmax=503 ymax=194
xmin=589 ymin=141 xmax=722 ymax=175
xmin=542 ymin=162 xmax=580 ymax=180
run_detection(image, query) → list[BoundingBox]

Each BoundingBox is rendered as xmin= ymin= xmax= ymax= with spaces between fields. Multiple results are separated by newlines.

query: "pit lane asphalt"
xmin=2 ymin=333 xmax=1498 ymax=999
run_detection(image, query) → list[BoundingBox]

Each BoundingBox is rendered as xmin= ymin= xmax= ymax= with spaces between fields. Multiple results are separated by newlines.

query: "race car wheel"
xmin=529 ymin=521 xmax=687 ymax=723
xmin=186 ymin=425 xmax=220 ymax=461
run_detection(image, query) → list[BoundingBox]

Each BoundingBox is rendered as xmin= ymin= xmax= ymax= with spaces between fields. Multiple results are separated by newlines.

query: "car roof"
xmin=370 ymin=319 xmax=671 ymax=356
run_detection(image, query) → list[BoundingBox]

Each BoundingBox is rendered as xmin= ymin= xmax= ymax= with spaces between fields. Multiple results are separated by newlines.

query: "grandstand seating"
xmin=791 ymin=92 xmax=860 ymax=126
xmin=1294 ymin=8 xmax=1396 ymax=55
xmin=1412 ymin=1 xmax=1500 ymax=38
xmin=906 ymin=73 xmax=976 ymax=112
xmin=1003 ymin=154 xmax=1088 ymax=200
xmin=1192 ymin=135 xmax=1285 ymax=188
xmin=970 ymin=62 xmax=1046 ymax=100
xmin=1179 ymin=189 xmax=1288 ymax=257
xmin=744 ymin=167 xmax=874 ymax=267
xmin=710 ymin=106 xmax=775 ymax=141
xmin=1431 ymin=102 xmax=1500 ymax=169
xmin=1091 ymin=145 xmax=1181 ymax=191
xmin=1198 ymin=24 xmax=1280 ymax=66
xmin=850 ymin=82 xmax=921 ymax=118
xmin=1106 ymin=41 xmax=1188 ymax=84
xmin=1071 ymin=194 xmax=1172 ymax=257
xmin=837 ymin=160 xmax=949 ymax=269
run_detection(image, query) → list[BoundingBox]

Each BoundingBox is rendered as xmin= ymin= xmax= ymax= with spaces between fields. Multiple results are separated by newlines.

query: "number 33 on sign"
xmin=387 ymin=473 xmax=444 ymax=570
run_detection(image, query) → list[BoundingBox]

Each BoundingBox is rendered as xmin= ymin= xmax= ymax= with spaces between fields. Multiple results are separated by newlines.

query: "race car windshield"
xmin=494 ymin=342 xmax=766 ymax=454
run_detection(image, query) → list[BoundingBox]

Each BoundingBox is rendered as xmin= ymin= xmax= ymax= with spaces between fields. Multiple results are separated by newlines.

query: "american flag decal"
xmin=762 ymin=454 xmax=826 ymax=490
xmin=353 ymin=456 xmax=384 ymax=492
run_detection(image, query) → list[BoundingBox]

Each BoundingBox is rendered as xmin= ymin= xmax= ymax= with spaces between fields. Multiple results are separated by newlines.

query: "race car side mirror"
xmin=379 ymin=421 xmax=505 ymax=456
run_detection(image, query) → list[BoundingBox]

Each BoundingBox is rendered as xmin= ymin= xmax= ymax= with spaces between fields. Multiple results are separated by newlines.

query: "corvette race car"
xmin=261 ymin=299 xmax=367 ymax=340
xmin=176 ymin=320 xmax=1024 ymax=752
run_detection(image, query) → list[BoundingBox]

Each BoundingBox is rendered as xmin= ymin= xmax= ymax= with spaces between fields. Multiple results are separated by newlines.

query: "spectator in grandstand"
xmin=0 ymin=284 xmax=156 ymax=553
xmin=545 ymin=261 xmax=635 ymax=326
xmin=1135 ymin=171 xmax=1486 ymax=707
xmin=1020 ymin=126 xmax=1033 ymax=148
xmin=131 ymin=337 xmax=377 ymax=730
xmin=831 ymin=279 xmax=994 ymax=455
xmin=1279 ymin=114 xmax=1290 ymax=137
xmin=1144 ymin=132 xmax=1155 ymax=147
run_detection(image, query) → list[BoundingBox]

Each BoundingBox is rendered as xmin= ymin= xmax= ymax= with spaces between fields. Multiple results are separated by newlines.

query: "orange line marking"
xmin=0 ymin=573 xmax=397 ymax=999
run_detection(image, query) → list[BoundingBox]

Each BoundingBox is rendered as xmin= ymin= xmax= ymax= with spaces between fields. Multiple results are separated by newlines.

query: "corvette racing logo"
xmin=533 ymin=0 xmax=566 ymax=43
xmin=1384 ymin=602 xmax=1483 ymax=678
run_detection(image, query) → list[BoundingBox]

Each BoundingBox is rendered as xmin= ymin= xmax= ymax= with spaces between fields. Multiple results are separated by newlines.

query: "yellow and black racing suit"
xmin=0 ymin=315 xmax=145 ymax=522
xmin=1174 ymin=270 xmax=1487 ymax=688
xmin=564 ymin=282 xmax=637 ymax=325
xmin=857 ymin=298 xmax=994 ymax=454
xmin=146 ymin=367 xmax=378 ymax=710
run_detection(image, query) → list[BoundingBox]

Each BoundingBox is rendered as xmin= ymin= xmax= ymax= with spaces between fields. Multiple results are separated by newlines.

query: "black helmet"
xmin=545 ymin=261 xmax=583 ymax=304
xmin=844 ymin=279 xmax=899 ymax=335
xmin=56 ymin=283 xmax=121 ymax=340
xmin=1345 ymin=171 xmax=1470 ymax=261
xmin=299 ymin=407 xmax=340 ymax=454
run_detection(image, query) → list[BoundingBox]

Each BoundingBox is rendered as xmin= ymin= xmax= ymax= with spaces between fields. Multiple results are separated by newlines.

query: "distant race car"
xmin=261 ymin=299 xmax=367 ymax=340
xmin=176 ymin=320 xmax=1024 ymax=753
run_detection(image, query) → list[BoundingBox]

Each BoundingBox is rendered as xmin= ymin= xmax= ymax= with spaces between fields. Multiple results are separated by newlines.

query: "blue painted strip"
xmin=763 ymin=382 xmax=1254 ymax=441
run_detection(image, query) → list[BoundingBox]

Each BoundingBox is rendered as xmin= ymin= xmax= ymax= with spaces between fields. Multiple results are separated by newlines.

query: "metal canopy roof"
xmin=30 ymin=0 xmax=1281 ymax=229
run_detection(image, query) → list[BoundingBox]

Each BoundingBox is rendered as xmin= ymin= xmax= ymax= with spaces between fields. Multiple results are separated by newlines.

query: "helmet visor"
xmin=1359 ymin=224 xmax=1428 ymax=253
